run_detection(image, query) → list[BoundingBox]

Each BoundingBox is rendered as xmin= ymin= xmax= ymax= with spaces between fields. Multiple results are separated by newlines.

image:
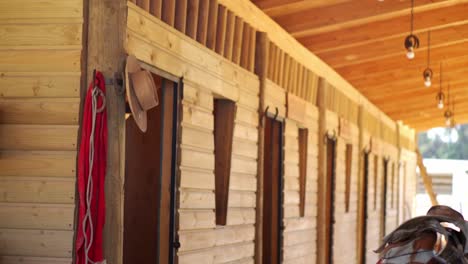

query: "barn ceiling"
xmin=251 ymin=0 xmax=468 ymax=131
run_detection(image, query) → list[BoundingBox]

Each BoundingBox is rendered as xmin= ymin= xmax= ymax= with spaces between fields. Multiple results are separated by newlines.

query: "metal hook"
xmin=273 ymin=107 xmax=279 ymax=121
xmin=264 ymin=106 xmax=270 ymax=117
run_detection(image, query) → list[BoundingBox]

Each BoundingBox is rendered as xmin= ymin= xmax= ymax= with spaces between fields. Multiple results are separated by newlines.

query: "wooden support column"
xmin=254 ymin=32 xmax=268 ymax=264
xmin=356 ymin=105 xmax=365 ymax=264
xmin=416 ymin=149 xmax=438 ymax=206
xmin=316 ymin=77 xmax=328 ymax=264
xmin=86 ymin=0 xmax=127 ymax=263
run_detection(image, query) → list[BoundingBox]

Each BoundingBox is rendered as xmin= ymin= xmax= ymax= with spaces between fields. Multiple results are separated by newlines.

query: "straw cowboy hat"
xmin=125 ymin=55 xmax=159 ymax=132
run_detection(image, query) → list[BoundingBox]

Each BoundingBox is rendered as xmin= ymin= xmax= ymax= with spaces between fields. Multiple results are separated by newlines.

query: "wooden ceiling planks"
xmin=252 ymin=0 xmax=468 ymax=130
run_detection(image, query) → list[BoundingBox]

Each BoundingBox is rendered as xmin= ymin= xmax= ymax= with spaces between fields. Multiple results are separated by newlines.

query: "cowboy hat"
xmin=125 ymin=55 xmax=159 ymax=132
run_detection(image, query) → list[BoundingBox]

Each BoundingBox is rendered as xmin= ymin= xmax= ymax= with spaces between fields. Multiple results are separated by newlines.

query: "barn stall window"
xmin=214 ymin=99 xmax=237 ymax=225
xmin=298 ymin=128 xmax=308 ymax=217
xmin=345 ymin=144 xmax=353 ymax=213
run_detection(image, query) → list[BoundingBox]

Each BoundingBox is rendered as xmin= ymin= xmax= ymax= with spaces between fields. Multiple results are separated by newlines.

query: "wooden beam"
xmin=298 ymin=2 xmax=468 ymax=51
xmin=338 ymin=40 xmax=468 ymax=77
xmin=316 ymin=78 xmax=328 ymax=264
xmin=196 ymin=0 xmax=210 ymax=45
xmin=254 ymin=31 xmax=269 ymax=264
xmin=279 ymin=0 xmax=448 ymax=37
xmin=259 ymin=0 xmax=351 ymax=17
xmin=87 ymin=0 xmax=127 ymax=263
xmin=318 ymin=24 xmax=468 ymax=68
xmin=248 ymin=26 xmax=257 ymax=72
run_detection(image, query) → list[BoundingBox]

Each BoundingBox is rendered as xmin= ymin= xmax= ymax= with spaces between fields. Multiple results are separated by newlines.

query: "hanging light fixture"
xmin=444 ymin=83 xmax=453 ymax=127
xmin=404 ymin=0 xmax=419 ymax=59
xmin=436 ymin=63 xmax=445 ymax=109
xmin=423 ymin=31 xmax=433 ymax=87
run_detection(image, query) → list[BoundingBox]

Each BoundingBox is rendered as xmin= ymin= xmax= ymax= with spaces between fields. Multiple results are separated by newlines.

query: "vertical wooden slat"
xmin=240 ymin=23 xmax=251 ymax=69
xmin=206 ymin=0 xmax=218 ymax=50
xmin=175 ymin=0 xmax=188 ymax=33
xmin=302 ymin=68 xmax=309 ymax=100
xmin=267 ymin=42 xmax=275 ymax=80
xmin=249 ymin=29 xmax=256 ymax=72
xmin=290 ymin=60 xmax=297 ymax=94
xmin=270 ymin=44 xmax=277 ymax=82
xmin=196 ymin=0 xmax=210 ymax=45
xmin=162 ymin=0 xmax=176 ymax=26
xmin=232 ymin=17 xmax=244 ymax=65
xmin=273 ymin=47 xmax=281 ymax=84
xmin=137 ymin=0 xmax=150 ymax=11
xmin=278 ymin=50 xmax=285 ymax=87
xmin=150 ymin=0 xmax=163 ymax=18
xmin=215 ymin=5 xmax=227 ymax=55
xmin=130 ymin=0 xmax=136 ymax=3
xmin=297 ymin=65 xmax=304 ymax=98
xmin=186 ymin=0 xmax=200 ymax=38
xmin=223 ymin=11 xmax=236 ymax=61
xmin=282 ymin=55 xmax=291 ymax=89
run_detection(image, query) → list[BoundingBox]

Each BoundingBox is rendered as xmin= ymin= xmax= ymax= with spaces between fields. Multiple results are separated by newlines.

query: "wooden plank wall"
xmin=283 ymin=105 xmax=319 ymax=264
xmin=125 ymin=4 xmax=260 ymax=263
xmin=380 ymin=119 xmax=399 ymax=235
xmin=323 ymin=85 xmax=359 ymax=263
xmin=0 ymin=0 xmax=82 ymax=263
xmin=129 ymin=0 xmax=257 ymax=73
xmin=266 ymin=42 xmax=319 ymax=105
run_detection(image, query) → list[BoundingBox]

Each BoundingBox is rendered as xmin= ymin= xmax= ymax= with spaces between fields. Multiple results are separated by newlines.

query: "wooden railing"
xmin=129 ymin=0 xmax=257 ymax=72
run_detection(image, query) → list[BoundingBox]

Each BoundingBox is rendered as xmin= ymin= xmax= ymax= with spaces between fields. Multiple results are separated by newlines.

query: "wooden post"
xmin=86 ymin=0 xmax=127 ymax=263
xmin=248 ymin=27 xmax=256 ymax=72
xmin=316 ymin=77 xmax=328 ymax=264
xmin=356 ymin=105 xmax=365 ymax=264
xmin=416 ymin=149 xmax=438 ymax=205
xmin=254 ymin=32 xmax=269 ymax=264
xmin=240 ymin=23 xmax=251 ymax=69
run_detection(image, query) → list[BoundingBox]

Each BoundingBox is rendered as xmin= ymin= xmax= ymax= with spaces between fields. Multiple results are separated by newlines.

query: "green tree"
xmin=418 ymin=124 xmax=468 ymax=159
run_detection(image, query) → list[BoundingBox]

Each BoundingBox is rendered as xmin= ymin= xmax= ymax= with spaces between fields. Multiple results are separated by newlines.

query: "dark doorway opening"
xmin=381 ymin=158 xmax=389 ymax=238
xmin=123 ymin=75 xmax=181 ymax=264
xmin=325 ymin=137 xmax=337 ymax=264
xmin=262 ymin=115 xmax=284 ymax=264
xmin=361 ymin=151 xmax=370 ymax=264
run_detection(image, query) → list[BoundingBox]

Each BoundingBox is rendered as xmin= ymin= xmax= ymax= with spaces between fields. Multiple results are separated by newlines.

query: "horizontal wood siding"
xmin=283 ymin=106 xmax=318 ymax=263
xmin=324 ymin=111 xmax=359 ymax=263
xmin=0 ymin=0 xmax=82 ymax=262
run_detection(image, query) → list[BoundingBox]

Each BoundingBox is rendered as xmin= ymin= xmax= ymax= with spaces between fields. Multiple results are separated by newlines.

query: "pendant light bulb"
xmin=424 ymin=76 xmax=432 ymax=87
xmin=406 ymin=46 xmax=415 ymax=59
xmin=437 ymin=100 xmax=444 ymax=109
xmin=446 ymin=117 xmax=452 ymax=127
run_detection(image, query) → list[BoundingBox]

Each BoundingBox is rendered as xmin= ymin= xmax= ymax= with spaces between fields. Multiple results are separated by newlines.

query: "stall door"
xmin=123 ymin=77 xmax=181 ymax=264
xmin=361 ymin=151 xmax=370 ymax=264
xmin=325 ymin=137 xmax=337 ymax=263
xmin=381 ymin=159 xmax=389 ymax=238
xmin=263 ymin=116 xmax=284 ymax=264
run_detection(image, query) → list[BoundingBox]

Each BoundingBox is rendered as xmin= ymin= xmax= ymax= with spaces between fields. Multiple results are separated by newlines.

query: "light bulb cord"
xmin=427 ymin=31 xmax=431 ymax=67
xmin=410 ymin=0 xmax=415 ymax=34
